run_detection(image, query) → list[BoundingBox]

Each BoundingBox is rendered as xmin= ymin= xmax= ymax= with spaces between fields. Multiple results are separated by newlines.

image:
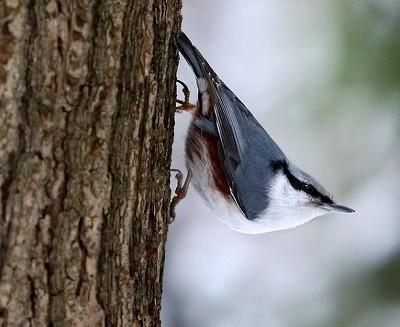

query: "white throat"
xmin=254 ymin=172 xmax=328 ymax=233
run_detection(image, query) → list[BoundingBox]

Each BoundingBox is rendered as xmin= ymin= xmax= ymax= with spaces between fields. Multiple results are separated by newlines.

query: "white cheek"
xmin=256 ymin=173 xmax=328 ymax=232
xmin=268 ymin=173 xmax=309 ymax=209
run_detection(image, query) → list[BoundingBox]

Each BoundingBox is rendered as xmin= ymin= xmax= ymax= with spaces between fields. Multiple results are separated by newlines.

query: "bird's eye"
xmin=304 ymin=183 xmax=312 ymax=190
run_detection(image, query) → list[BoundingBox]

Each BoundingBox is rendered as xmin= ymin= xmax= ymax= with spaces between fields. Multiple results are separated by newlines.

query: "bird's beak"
xmin=320 ymin=202 xmax=355 ymax=214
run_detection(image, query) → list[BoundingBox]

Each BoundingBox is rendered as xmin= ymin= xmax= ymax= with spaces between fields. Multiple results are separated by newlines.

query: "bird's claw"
xmin=169 ymin=168 xmax=192 ymax=222
xmin=176 ymin=80 xmax=196 ymax=112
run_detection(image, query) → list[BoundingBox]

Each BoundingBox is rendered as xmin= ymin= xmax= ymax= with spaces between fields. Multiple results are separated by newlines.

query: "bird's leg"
xmin=169 ymin=168 xmax=192 ymax=222
xmin=176 ymin=80 xmax=196 ymax=112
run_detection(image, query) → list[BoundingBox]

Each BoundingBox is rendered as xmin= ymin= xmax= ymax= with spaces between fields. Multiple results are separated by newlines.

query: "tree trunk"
xmin=0 ymin=1 xmax=181 ymax=326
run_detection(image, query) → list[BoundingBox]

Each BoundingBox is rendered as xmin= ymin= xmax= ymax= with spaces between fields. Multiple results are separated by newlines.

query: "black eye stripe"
xmin=270 ymin=160 xmax=333 ymax=204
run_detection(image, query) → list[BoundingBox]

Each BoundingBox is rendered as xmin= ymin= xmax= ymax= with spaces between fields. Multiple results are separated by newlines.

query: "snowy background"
xmin=163 ymin=1 xmax=400 ymax=326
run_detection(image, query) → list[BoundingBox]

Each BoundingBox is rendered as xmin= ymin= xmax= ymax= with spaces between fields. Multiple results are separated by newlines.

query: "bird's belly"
xmin=185 ymin=124 xmax=232 ymax=207
xmin=185 ymin=124 xmax=264 ymax=233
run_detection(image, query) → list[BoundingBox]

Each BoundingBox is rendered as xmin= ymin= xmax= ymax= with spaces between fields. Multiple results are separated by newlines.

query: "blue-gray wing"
xmin=209 ymin=79 xmax=286 ymax=218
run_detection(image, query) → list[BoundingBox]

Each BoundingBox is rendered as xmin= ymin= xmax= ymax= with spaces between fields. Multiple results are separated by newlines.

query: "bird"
xmin=172 ymin=32 xmax=354 ymax=234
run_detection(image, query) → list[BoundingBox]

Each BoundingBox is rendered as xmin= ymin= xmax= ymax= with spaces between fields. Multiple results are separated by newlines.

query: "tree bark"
xmin=0 ymin=0 xmax=181 ymax=326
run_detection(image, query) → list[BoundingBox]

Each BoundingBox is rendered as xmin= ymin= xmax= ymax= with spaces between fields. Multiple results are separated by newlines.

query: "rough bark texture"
xmin=0 ymin=0 xmax=181 ymax=326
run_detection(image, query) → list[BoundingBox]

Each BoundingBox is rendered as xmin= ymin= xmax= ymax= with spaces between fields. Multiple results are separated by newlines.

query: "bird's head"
xmin=264 ymin=160 xmax=354 ymax=228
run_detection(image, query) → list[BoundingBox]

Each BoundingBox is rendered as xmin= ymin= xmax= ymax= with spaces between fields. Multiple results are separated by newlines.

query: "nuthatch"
xmin=172 ymin=32 xmax=354 ymax=234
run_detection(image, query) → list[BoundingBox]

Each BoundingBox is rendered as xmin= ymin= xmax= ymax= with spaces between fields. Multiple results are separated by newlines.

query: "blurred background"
xmin=163 ymin=1 xmax=400 ymax=326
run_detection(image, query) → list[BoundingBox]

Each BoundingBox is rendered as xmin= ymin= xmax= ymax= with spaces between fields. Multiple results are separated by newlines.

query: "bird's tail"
xmin=175 ymin=32 xmax=219 ymax=81
xmin=175 ymin=32 xmax=204 ymax=78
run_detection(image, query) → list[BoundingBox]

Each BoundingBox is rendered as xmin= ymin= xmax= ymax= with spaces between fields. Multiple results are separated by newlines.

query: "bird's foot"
xmin=169 ymin=168 xmax=192 ymax=222
xmin=176 ymin=80 xmax=196 ymax=112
